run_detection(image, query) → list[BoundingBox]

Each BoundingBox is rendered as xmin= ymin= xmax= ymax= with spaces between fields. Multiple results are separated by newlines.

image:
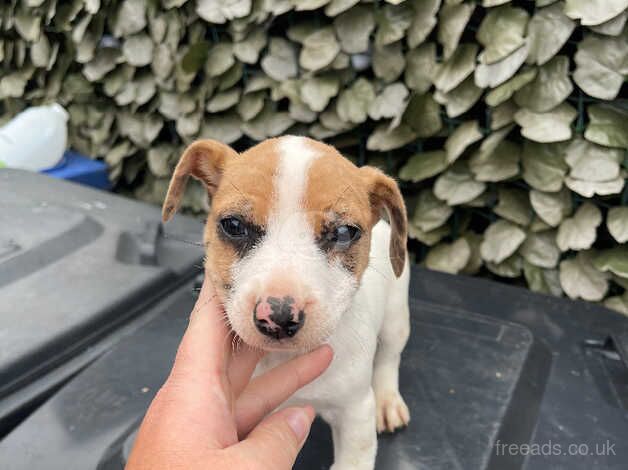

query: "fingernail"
xmin=285 ymin=408 xmax=311 ymax=443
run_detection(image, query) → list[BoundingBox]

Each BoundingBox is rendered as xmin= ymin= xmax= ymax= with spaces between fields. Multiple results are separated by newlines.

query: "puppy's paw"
xmin=376 ymin=391 xmax=410 ymax=434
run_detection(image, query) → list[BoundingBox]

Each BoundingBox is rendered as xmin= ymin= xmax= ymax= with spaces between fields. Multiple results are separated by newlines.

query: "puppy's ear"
xmin=162 ymin=140 xmax=238 ymax=222
xmin=360 ymin=166 xmax=408 ymax=277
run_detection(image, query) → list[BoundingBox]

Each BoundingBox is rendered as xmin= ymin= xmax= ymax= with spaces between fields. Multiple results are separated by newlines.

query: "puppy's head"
xmin=163 ymin=136 xmax=406 ymax=351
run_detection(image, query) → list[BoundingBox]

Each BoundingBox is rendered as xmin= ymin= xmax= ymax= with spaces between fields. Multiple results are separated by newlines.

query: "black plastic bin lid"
xmin=0 ymin=169 xmax=204 ymax=433
xmin=1 ymin=168 xmax=628 ymax=469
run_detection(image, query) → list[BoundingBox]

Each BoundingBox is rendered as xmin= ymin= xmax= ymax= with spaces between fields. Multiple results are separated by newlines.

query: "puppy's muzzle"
xmin=253 ymin=295 xmax=305 ymax=340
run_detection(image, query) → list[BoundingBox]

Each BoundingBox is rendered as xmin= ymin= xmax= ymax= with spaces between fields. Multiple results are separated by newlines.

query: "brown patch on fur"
xmin=162 ymin=140 xmax=238 ymax=222
xmin=301 ymin=140 xmax=374 ymax=281
xmin=359 ymin=166 xmax=408 ymax=277
xmin=206 ymin=140 xmax=281 ymax=299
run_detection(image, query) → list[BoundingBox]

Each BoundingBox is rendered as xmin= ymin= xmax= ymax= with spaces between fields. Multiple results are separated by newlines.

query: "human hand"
xmin=126 ymin=279 xmax=333 ymax=470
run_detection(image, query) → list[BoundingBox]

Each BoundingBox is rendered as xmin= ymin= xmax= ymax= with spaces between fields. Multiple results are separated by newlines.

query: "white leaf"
xmin=607 ymin=207 xmax=628 ymax=243
xmin=559 ymin=252 xmax=609 ymax=301
xmin=434 ymin=162 xmax=486 ymax=205
xmin=529 ymin=187 xmax=572 ymax=227
xmin=426 ymin=238 xmax=471 ymax=274
xmin=556 ymin=202 xmax=602 ymax=251
xmin=411 ymin=189 xmax=453 ymax=232
xmin=480 ymin=220 xmax=527 ymax=264
xmin=565 ymin=137 xmax=623 ymax=182
xmin=514 ymin=103 xmax=577 ymax=143
xmin=520 ymin=230 xmax=560 ymax=268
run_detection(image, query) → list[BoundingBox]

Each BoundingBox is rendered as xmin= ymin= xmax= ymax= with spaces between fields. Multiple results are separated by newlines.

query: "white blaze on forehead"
xmin=226 ymin=136 xmax=358 ymax=350
xmin=273 ymin=135 xmax=319 ymax=224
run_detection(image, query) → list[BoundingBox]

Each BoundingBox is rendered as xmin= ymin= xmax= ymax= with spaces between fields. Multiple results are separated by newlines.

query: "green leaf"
xmin=573 ymin=34 xmax=628 ymax=100
xmin=487 ymin=253 xmax=523 ymax=278
xmin=475 ymin=41 xmax=530 ymax=89
xmin=196 ymin=0 xmax=252 ymax=23
xmin=261 ymin=38 xmax=297 ymax=81
xmin=434 ymin=162 xmax=486 ymax=205
xmin=565 ymin=175 xmax=626 ymax=198
xmin=557 ymin=202 xmax=602 ymax=251
xmin=325 ymin=0 xmax=360 ymax=16
xmin=433 ymin=43 xmax=479 ymax=93
xmin=299 ymin=27 xmax=340 ymax=71
xmin=607 ymin=207 xmax=628 ymax=244
xmin=408 ymin=223 xmax=449 ymax=246
xmin=526 ymin=2 xmax=576 ymax=66
xmin=411 ymin=189 xmax=453 ymax=232
xmin=485 ymin=68 xmax=537 ymax=107
xmin=445 ymin=120 xmax=483 ymax=164
xmin=565 ymin=137 xmax=623 ymax=182
xmin=435 ymin=76 xmax=483 ymax=118
xmin=469 ymin=139 xmax=520 ymax=182
xmin=520 ymin=230 xmax=560 ymax=268
xmin=237 ymin=91 xmax=265 ymax=121
xmin=334 ymin=5 xmax=375 ymax=54
xmin=14 ymin=12 xmax=42 ymax=42
xmin=481 ymin=220 xmax=527 ymax=263
xmin=373 ymin=42 xmax=406 ymax=82
xmin=514 ymin=56 xmax=573 ymax=112
xmin=407 ymin=0 xmax=441 ymax=48
xmin=403 ymin=93 xmax=442 ymax=137
xmin=404 ymin=43 xmax=438 ymax=93
xmin=494 ymin=187 xmax=533 ymax=226
xmin=438 ymin=1 xmax=475 ymax=60
xmin=369 ymin=83 xmax=409 ymax=121
xmin=295 ymin=0 xmax=330 ymax=11
xmin=514 ymin=103 xmax=577 ymax=143
xmin=521 ymin=140 xmax=568 ymax=191
xmin=461 ymin=231 xmax=484 ymax=275
xmin=560 ymin=251 xmax=609 ymax=301
xmin=426 ymin=238 xmax=471 ymax=274
xmin=604 ymin=293 xmax=628 ymax=316
xmin=564 ymin=0 xmax=628 ymax=26
xmin=366 ymin=123 xmax=417 ymax=151
xmin=206 ymin=88 xmax=240 ymax=112
xmin=590 ymin=10 xmax=628 ymax=36
xmin=584 ymin=105 xmax=628 ymax=149
xmin=477 ymin=5 xmax=529 ymax=64
xmin=233 ymin=28 xmax=266 ymax=64
xmin=300 ymin=75 xmax=340 ymax=113
xmin=523 ymin=262 xmax=563 ymax=296
xmin=376 ymin=3 xmax=414 ymax=46
xmin=337 ymin=78 xmax=376 ymax=124
xmin=529 ymin=187 xmax=572 ymax=227
xmin=490 ymin=100 xmax=519 ymax=130
xmin=206 ymin=43 xmax=235 ymax=77
xmin=593 ymin=246 xmax=628 ymax=278
xmin=242 ymin=104 xmax=295 ymax=140
xmin=399 ymin=151 xmax=448 ymax=182
xmin=113 ymin=0 xmax=148 ymax=36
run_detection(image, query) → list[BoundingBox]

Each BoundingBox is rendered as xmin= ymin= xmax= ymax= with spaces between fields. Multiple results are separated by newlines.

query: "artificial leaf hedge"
xmin=1 ymin=0 xmax=627 ymax=312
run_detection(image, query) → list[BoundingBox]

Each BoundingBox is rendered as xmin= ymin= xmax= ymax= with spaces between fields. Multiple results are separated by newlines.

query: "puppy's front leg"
xmin=325 ymin=388 xmax=377 ymax=470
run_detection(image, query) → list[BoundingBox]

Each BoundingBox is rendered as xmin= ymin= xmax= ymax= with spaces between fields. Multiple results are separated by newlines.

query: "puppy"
xmin=162 ymin=136 xmax=411 ymax=469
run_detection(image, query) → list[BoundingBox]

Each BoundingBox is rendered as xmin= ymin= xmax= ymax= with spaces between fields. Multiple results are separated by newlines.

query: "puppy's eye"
xmin=220 ymin=216 xmax=248 ymax=239
xmin=325 ymin=225 xmax=361 ymax=250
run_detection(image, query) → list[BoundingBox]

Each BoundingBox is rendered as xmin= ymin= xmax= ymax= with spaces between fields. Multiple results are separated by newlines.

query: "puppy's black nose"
xmin=253 ymin=295 xmax=305 ymax=340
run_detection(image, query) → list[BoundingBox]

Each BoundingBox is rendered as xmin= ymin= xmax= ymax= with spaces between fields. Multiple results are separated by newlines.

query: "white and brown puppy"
xmin=162 ymin=135 xmax=411 ymax=469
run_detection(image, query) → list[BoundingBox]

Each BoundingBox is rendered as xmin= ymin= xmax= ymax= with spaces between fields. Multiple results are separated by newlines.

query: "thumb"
xmin=230 ymin=406 xmax=315 ymax=469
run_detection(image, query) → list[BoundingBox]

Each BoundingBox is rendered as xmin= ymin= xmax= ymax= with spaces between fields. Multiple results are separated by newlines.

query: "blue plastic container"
xmin=42 ymin=150 xmax=111 ymax=190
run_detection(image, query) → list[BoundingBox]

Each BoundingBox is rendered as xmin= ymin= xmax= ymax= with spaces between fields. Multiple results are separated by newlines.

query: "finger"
xmin=150 ymin=278 xmax=240 ymax=448
xmin=229 ymin=406 xmax=315 ymax=469
xmin=228 ymin=343 xmax=265 ymax=398
xmin=235 ymin=345 xmax=332 ymax=437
